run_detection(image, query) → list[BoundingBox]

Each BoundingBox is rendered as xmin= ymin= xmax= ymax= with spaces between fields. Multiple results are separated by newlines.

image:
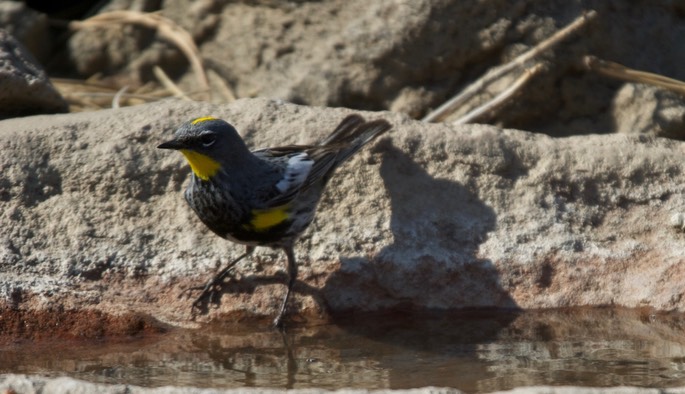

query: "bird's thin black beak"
xmin=157 ymin=139 xmax=185 ymax=150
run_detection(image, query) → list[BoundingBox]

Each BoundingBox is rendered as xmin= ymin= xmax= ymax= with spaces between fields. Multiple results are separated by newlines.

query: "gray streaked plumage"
xmin=158 ymin=114 xmax=391 ymax=327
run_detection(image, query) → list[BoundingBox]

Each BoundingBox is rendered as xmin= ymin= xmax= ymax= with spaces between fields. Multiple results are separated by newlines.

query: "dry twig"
xmin=454 ymin=63 xmax=545 ymax=125
xmin=422 ymin=10 xmax=598 ymax=123
xmin=111 ymin=85 xmax=129 ymax=108
xmin=153 ymin=66 xmax=191 ymax=100
xmin=209 ymin=69 xmax=237 ymax=103
xmin=584 ymin=55 xmax=685 ymax=96
xmin=52 ymin=77 xmax=171 ymax=112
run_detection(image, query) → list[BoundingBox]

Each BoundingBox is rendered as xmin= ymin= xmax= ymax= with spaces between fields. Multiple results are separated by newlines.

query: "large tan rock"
xmin=1 ymin=98 xmax=684 ymax=328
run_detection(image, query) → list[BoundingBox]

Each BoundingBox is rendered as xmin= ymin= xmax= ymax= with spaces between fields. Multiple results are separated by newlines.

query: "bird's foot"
xmin=272 ymin=313 xmax=285 ymax=329
xmin=181 ymin=271 xmax=237 ymax=317
xmin=272 ymin=295 xmax=290 ymax=329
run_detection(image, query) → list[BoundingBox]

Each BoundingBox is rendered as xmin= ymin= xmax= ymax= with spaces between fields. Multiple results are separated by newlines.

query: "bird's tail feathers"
xmin=321 ymin=115 xmax=392 ymax=163
xmin=319 ymin=114 xmax=366 ymax=146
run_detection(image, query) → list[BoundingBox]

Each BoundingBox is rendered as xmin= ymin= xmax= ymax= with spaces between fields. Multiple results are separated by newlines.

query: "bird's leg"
xmin=189 ymin=246 xmax=255 ymax=313
xmin=273 ymin=245 xmax=298 ymax=328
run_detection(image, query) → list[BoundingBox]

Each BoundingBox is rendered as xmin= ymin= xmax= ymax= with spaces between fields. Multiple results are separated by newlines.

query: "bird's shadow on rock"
xmin=323 ymin=139 xmax=519 ymax=346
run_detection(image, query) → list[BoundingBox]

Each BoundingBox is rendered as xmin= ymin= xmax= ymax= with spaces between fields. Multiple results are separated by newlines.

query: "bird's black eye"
xmin=200 ymin=133 xmax=216 ymax=147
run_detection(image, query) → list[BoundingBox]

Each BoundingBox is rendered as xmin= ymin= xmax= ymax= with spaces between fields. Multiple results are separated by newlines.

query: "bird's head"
xmin=158 ymin=116 xmax=247 ymax=181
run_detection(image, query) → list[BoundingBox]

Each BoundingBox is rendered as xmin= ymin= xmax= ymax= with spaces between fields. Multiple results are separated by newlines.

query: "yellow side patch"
xmin=191 ymin=116 xmax=218 ymax=125
xmin=180 ymin=149 xmax=221 ymax=181
xmin=249 ymin=205 xmax=290 ymax=231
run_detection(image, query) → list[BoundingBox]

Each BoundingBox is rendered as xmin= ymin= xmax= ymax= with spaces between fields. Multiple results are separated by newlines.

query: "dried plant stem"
xmin=69 ymin=91 xmax=167 ymax=100
xmin=584 ymin=55 xmax=685 ymax=96
xmin=209 ymin=69 xmax=237 ymax=103
xmin=111 ymin=85 xmax=129 ymax=108
xmin=454 ymin=63 xmax=545 ymax=125
xmin=422 ymin=10 xmax=598 ymax=123
xmin=153 ymin=66 xmax=191 ymax=100
xmin=69 ymin=10 xmax=210 ymax=101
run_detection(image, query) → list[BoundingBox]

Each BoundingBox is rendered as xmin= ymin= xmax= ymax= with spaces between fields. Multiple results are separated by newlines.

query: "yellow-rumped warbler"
xmin=158 ymin=114 xmax=391 ymax=327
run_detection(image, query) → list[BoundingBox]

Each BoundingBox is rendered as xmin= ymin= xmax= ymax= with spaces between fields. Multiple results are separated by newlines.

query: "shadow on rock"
xmin=324 ymin=139 xmax=518 ymax=338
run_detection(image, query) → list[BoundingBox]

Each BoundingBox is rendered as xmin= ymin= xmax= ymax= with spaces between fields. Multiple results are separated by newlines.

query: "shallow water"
xmin=3 ymin=308 xmax=685 ymax=392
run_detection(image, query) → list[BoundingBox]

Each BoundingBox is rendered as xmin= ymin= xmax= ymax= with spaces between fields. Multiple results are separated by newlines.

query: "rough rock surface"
xmin=1 ymin=98 xmax=684 ymax=329
xmin=0 ymin=29 xmax=68 ymax=118
xmin=612 ymin=83 xmax=685 ymax=140
xmin=3 ymin=374 xmax=685 ymax=394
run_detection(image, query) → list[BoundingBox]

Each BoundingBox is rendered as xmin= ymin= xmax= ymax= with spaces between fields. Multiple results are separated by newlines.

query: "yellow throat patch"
xmin=180 ymin=149 xmax=221 ymax=181
xmin=248 ymin=205 xmax=290 ymax=231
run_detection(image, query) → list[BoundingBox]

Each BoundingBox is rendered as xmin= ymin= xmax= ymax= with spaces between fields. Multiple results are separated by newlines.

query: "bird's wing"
xmin=252 ymin=145 xmax=338 ymax=207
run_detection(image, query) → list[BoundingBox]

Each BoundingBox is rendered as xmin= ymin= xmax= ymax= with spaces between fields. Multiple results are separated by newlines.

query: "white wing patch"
xmin=275 ymin=153 xmax=314 ymax=193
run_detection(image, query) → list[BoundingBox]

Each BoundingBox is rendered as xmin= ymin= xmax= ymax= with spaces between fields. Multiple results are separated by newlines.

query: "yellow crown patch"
xmin=191 ymin=116 xmax=218 ymax=125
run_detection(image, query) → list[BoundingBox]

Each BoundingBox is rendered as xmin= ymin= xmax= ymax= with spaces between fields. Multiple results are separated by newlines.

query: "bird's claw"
xmin=181 ymin=271 xmax=237 ymax=316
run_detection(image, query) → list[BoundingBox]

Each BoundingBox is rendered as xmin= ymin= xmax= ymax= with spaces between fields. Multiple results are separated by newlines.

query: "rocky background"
xmin=3 ymin=0 xmax=685 ymax=386
xmin=5 ymin=0 xmax=685 ymax=135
